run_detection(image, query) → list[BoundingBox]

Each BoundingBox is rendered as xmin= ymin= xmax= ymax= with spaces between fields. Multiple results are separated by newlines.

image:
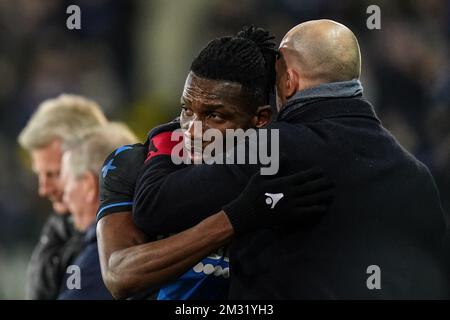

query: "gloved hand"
xmin=97 ymin=120 xmax=181 ymax=221
xmin=223 ymin=168 xmax=334 ymax=235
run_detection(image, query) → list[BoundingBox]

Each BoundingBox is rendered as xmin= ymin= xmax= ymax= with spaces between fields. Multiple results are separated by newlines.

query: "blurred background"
xmin=0 ymin=0 xmax=448 ymax=299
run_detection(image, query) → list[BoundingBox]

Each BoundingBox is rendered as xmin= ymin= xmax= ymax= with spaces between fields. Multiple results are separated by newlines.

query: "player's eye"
xmin=207 ymin=112 xmax=223 ymax=121
xmin=181 ymin=106 xmax=194 ymax=117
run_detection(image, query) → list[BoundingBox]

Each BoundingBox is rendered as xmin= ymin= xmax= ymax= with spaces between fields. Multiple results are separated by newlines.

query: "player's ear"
xmin=254 ymin=105 xmax=272 ymax=128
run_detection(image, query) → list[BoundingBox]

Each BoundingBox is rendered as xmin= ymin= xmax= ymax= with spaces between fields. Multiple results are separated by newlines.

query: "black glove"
xmin=97 ymin=143 xmax=148 ymax=221
xmin=223 ymin=168 xmax=334 ymax=235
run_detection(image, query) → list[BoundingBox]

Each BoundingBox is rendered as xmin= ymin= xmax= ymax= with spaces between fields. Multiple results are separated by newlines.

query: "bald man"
xmin=275 ymin=19 xmax=361 ymax=105
xmin=100 ymin=20 xmax=449 ymax=299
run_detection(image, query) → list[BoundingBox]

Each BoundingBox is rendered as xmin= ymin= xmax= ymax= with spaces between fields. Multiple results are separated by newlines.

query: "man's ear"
xmin=254 ymin=105 xmax=272 ymax=128
xmin=83 ymin=171 xmax=99 ymax=204
xmin=285 ymin=68 xmax=300 ymax=99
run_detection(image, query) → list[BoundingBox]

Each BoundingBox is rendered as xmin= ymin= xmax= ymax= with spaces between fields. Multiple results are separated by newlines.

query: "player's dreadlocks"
xmin=190 ymin=25 xmax=278 ymax=107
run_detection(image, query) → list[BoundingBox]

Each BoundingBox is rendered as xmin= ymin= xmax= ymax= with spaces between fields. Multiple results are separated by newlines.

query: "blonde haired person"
xmin=18 ymin=94 xmax=108 ymax=300
xmin=19 ymin=94 xmax=108 ymax=213
xmin=58 ymin=123 xmax=138 ymax=299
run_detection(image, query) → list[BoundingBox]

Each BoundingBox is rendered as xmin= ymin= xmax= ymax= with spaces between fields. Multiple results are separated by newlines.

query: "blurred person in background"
xmin=17 ymin=94 xmax=108 ymax=299
xmin=58 ymin=123 xmax=138 ymax=299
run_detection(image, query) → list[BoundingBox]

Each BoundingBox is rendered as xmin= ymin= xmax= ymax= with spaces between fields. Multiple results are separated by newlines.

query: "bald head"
xmin=279 ymin=19 xmax=361 ymax=86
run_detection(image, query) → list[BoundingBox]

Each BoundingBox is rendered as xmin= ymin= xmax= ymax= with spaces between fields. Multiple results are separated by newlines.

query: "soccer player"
xmin=58 ymin=123 xmax=138 ymax=299
xmin=102 ymin=20 xmax=449 ymax=299
xmin=18 ymin=94 xmax=108 ymax=299
xmin=96 ymin=26 xmax=333 ymax=299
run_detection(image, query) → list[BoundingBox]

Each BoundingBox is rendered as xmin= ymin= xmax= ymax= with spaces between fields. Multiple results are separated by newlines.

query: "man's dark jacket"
xmin=57 ymin=224 xmax=113 ymax=300
xmin=25 ymin=213 xmax=84 ymax=300
xmin=134 ymin=96 xmax=450 ymax=299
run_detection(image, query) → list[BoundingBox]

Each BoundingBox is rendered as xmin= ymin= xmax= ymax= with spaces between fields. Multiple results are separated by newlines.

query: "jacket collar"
xmin=277 ymin=80 xmax=379 ymax=124
xmin=277 ymin=96 xmax=380 ymax=124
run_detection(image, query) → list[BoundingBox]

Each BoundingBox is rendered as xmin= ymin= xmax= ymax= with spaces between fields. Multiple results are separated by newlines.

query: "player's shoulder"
xmin=101 ymin=143 xmax=147 ymax=174
xmin=105 ymin=143 xmax=145 ymax=161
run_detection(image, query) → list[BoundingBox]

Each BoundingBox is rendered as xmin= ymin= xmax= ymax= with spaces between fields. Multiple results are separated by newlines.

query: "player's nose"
xmin=186 ymin=120 xmax=204 ymax=142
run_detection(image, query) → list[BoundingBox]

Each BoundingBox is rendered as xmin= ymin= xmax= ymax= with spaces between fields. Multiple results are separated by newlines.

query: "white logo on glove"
xmin=265 ymin=193 xmax=284 ymax=209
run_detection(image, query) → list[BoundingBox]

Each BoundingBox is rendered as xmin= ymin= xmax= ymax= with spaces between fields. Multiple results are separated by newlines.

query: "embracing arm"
xmin=96 ymin=134 xmax=236 ymax=299
xmin=97 ymin=123 xmax=332 ymax=299
xmin=96 ymin=210 xmax=233 ymax=300
xmin=134 ymin=157 xmax=249 ymax=236
xmin=98 ymin=155 xmax=331 ymax=299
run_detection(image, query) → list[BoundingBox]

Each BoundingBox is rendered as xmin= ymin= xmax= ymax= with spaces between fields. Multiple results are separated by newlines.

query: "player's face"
xmin=31 ymin=139 xmax=68 ymax=214
xmin=180 ymin=72 xmax=270 ymax=158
